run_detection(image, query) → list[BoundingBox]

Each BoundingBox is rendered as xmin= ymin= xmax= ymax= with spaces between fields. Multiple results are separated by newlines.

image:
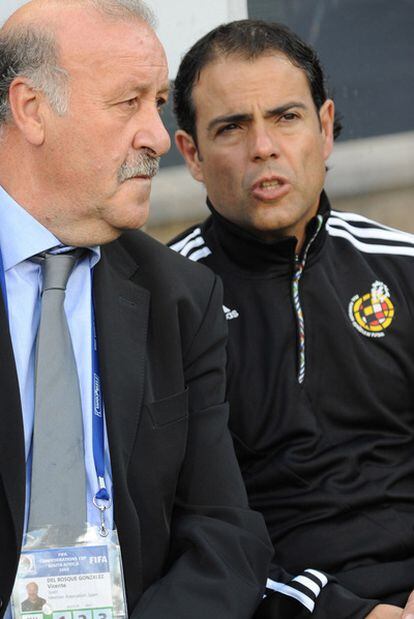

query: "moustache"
xmin=118 ymin=152 xmax=160 ymax=183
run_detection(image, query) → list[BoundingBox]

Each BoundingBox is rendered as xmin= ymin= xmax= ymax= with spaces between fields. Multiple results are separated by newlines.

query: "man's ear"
xmin=8 ymin=77 xmax=46 ymax=145
xmin=319 ymin=99 xmax=335 ymax=161
xmin=175 ymin=129 xmax=204 ymax=183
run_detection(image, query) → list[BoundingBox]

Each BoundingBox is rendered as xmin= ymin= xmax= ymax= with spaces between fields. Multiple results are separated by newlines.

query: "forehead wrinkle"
xmin=61 ymin=41 xmax=165 ymax=69
xmin=60 ymin=39 xmax=168 ymax=91
xmin=66 ymin=56 xmax=167 ymax=77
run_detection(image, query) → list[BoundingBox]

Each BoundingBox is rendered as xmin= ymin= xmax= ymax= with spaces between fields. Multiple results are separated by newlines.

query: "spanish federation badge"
xmin=348 ymin=280 xmax=395 ymax=338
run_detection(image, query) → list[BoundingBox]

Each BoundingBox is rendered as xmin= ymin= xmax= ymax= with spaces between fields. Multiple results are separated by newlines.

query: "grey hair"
xmin=0 ymin=26 xmax=69 ymax=124
xmin=0 ymin=0 xmax=156 ymax=126
xmin=89 ymin=0 xmax=156 ymax=26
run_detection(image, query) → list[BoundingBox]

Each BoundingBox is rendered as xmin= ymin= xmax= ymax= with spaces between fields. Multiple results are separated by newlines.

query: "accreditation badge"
xmin=11 ymin=527 xmax=127 ymax=619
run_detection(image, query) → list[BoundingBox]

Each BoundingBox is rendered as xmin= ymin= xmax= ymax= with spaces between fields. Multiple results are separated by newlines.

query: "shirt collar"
xmin=0 ymin=184 xmax=100 ymax=270
xmin=206 ymin=191 xmax=331 ymax=273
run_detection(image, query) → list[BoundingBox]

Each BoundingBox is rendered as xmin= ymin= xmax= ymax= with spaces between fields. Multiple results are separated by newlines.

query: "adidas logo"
xmin=223 ymin=305 xmax=239 ymax=320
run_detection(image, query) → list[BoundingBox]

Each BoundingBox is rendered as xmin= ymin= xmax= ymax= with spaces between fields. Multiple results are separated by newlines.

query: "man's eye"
xmin=157 ymin=98 xmax=167 ymax=113
xmin=122 ymin=97 xmax=138 ymax=108
xmin=217 ymin=123 xmax=239 ymax=135
xmin=281 ymin=113 xmax=298 ymax=122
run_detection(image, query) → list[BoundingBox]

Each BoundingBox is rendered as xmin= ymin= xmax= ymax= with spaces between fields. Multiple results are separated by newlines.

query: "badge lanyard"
xmin=91 ymin=297 xmax=111 ymax=536
xmin=0 ymin=247 xmax=9 ymax=317
xmin=0 ymin=249 xmax=110 ymax=536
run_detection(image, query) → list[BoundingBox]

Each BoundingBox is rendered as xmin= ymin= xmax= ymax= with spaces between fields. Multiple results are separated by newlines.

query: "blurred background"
xmin=1 ymin=0 xmax=413 ymax=241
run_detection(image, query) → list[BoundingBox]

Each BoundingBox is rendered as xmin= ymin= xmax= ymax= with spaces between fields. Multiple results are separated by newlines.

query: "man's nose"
xmin=250 ymin=125 xmax=280 ymax=161
xmin=132 ymin=106 xmax=171 ymax=156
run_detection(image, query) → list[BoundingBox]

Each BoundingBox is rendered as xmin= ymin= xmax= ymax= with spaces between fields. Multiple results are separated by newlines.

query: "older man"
xmin=0 ymin=3 xmax=271 ymax=618
xmin=170 ymin=19 xmax=414 ymax=619
xmin=21 ymin=583 xmax=46 ymax=613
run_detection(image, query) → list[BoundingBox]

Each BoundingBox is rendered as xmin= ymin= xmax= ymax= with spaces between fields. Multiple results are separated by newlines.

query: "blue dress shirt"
xmin=0 ymin=185 xmax=114 ymax=617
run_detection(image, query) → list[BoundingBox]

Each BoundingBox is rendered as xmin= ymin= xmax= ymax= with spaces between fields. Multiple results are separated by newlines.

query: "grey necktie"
xmin=28 ymin=251 xmax=87 ymax=534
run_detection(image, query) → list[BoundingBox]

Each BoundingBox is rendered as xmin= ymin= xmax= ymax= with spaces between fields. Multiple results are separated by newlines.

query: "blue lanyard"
xmin=91 ymin=298 xmax=110 ymax=536
xmin=91 ymin=304 xmax=110 ymax=503
xmin=0 ymin=248 xmax=9 ymax=317
xmin=0 ymin=249 xmax=109 ymax=509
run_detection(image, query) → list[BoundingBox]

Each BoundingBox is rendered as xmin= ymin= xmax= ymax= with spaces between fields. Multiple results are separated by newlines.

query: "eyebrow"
xmin=207 ymin=101 xmax=308 ymax=133
xmin=110 ymin=80 xmax=170 ymax=101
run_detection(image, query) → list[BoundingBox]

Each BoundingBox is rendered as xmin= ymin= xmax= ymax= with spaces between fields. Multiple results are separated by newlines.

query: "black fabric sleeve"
xmin=254 ymin=564 xmax=380 ymax=619
xmin=131 ymin=275 xmax=273 ymax=619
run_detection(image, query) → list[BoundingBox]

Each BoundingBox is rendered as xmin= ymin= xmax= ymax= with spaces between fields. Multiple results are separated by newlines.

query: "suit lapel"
xmin=0 ymin=288 xmax=26 ymax=548
xmin=93 ymin=240 xmax=150 ymax=600
xmin=93 ymin=240 xmax=150 ymax=480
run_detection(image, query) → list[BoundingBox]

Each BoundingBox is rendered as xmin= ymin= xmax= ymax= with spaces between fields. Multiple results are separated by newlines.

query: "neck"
xmin=0 ymin=149 xmax=119 ymax=247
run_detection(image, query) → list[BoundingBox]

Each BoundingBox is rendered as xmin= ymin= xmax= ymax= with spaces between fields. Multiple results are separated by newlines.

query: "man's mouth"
xmin=251 ymin=176 xmax=290 ymax=201
xmin=259 ymin=180 xmax=282 ymax=190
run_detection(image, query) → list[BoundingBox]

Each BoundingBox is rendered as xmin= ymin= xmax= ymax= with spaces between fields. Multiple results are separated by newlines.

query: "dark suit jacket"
xmin=0 ymin=230 xmax=272 ymax=618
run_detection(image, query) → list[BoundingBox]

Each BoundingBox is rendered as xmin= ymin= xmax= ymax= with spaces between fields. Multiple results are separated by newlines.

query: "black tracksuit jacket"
xmin=169 ymin=192 xmax=414 ymax=618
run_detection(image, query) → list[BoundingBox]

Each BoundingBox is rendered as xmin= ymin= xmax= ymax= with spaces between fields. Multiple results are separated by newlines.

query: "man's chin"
xmin=117 ymin=201 xmax=150 ymax=232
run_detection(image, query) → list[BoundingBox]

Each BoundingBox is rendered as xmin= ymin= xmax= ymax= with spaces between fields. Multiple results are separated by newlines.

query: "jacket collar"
xmin=206 ymin=191 xmax=331 ymax=274
xmin=93 ymin=237 xmax=149 ymax=471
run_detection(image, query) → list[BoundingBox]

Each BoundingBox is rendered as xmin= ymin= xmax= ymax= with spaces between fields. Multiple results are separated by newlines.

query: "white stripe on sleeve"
xmin=304 ymin=569 xmax=328 ymax=587
xmin=292 ymin=575 xmax=321 ymax=597
xmin=266 ymin=579 xmax=315 ymax=613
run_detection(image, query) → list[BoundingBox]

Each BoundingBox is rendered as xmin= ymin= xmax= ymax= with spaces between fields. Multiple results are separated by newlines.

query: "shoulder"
xmin=326 ymin=209 xmax=414 ymax=259
xmin=113 ymin=229 xmax=225 ymax=357
xmin=109 ymin=228 xmax=220 ymax=306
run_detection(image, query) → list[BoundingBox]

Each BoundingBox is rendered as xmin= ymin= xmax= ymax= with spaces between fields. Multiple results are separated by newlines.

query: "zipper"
xmin=291 ymin=215 xmax=323 ymax=384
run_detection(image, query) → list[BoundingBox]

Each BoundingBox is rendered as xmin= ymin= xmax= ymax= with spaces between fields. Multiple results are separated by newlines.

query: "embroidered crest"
xmin=348 ymin=281 xmax=395 ymax=338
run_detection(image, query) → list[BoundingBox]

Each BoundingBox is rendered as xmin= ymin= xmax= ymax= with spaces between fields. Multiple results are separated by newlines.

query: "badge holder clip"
xmin=93 ymin=496 xmax=112 ymax=538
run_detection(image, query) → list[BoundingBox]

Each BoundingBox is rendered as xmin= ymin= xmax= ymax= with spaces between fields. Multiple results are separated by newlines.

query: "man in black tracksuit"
xmin=169 ymin=20 xmax=414 ymax=619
